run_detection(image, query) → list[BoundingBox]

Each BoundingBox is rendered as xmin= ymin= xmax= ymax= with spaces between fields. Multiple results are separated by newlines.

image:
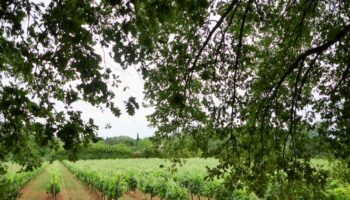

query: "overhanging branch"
xmin=188 ymin=0 xmax=239 ymax=71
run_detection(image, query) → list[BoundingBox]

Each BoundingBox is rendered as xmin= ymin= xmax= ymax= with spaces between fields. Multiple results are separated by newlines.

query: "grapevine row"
xmin=63 ymin=161 xmax=125 ymax=199
xmin=0 ymin=167 xmax=43 ymax=200
xmin=47 ymin=167 xmax=62 ymax=200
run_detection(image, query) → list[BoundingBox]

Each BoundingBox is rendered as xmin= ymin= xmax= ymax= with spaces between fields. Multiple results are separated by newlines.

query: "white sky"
xmin=69 ymin=96 xmax=155 ymax=139
xmin=68 ymin=74 xmax=155 ymax=139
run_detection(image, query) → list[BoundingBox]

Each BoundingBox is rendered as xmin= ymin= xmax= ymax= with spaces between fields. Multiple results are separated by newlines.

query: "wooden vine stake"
xmin=187 ymin=185 xmax=191 ymax=200
xmin=115 ymin=176 xmax=121 ymax=200
xmin=53 ymin=174 xmax=56 ymax=200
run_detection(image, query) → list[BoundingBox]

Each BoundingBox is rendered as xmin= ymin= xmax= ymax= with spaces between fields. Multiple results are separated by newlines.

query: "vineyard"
xmin=0 ymin=159 xmax=349 ymax=199
xmin=63 ymin=158 xmax=225 ymax=200
xmin=61 ymin=159 xmax=350 ymax=200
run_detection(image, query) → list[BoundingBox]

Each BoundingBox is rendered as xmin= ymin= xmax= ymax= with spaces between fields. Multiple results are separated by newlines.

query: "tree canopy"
xmin=141 ymin=0 xmax=350 ymax=194
xmin=1 ymin=0 xmax=350 ymax=197
xmin=0 ymin=0 xmax=141 ymax=171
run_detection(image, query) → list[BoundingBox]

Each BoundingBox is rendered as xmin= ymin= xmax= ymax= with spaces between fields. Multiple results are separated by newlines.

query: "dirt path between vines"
xmin=20 ymin=161 xmax=171 ymax=200
xmin=20 ymin=161 xmax=99 ymax=200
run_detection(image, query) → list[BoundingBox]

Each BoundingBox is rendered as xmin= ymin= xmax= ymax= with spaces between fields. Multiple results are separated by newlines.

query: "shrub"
xmin=331 ymin=162 xmax=350 ymax=184
xmin=230 ymin=188 xmax=259 ymax=200
xmin=264 ymin=168 xmax=328 ymax=200
xmin=124 ymin=173 xmax=137 ymax=191
xmin=326 ymin=180 xmax=350 ymax=200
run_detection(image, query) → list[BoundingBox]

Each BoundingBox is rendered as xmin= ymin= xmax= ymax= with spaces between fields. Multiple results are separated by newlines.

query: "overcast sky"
xmin=69 ymin=72 xmax=155 ymax=139
xmin=80 ymin=51 xmax=155 ymax=139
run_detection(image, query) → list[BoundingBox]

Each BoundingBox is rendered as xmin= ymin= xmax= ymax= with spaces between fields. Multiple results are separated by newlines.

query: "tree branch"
xmin=189 ymin=0 xmax=239 ymax=71
xmin=229 ymin=0 xmax=252 ymax=158
xmin=329 ymin=53 xmax=350 ymax=95
xmin=249 ymin=23 xmax=350 ymax=164
xmin=269 ymin=23 xmax=350 ymax=104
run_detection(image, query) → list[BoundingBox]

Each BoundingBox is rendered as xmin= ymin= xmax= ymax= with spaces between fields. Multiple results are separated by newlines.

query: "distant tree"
xmin=136 ymin=138 xmax=155 ymax=158
xmin=104 ymin=136 xmax=135 ymax=146
xmin=136 ymin=133 xmax=140 ymax=143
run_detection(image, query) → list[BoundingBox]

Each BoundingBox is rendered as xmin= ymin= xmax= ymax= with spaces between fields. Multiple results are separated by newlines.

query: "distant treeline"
xmin=54 ymin=128 xmax=327 ymax=160
xmin=55 ymin=136 xmax=161 ymax=160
